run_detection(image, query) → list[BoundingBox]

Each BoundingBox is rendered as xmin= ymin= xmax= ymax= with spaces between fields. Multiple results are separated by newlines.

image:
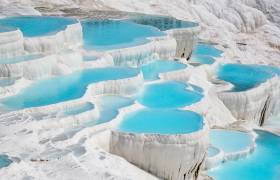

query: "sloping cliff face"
xmin=217 ymin=77 xmax=280 ymax=125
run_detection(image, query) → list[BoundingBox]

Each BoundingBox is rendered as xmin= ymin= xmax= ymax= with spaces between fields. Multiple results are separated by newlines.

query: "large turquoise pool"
xmin=116 ymin=109 xmax=203 ymax=134
xmin=217 ymin=63 xmax=280 ymax=91
xmin=140 ymin=60 xmax=186 ymax=81
xmin=130 ymin=15 xmax=198 ymax=31
xmin=0 ymin=67 xmax=139 ymax=109
xmin=137 ymin=81 xmax=203 ymax=108
xmin=0 ymin=155 xmax=12 ymax=169
xmin=208 ymin=130 xmax=280 ymax=180
xmin=82 ymin=19 xmax=164 ymax=50
xmin=0 ymin=16 xmax=77 ymax=37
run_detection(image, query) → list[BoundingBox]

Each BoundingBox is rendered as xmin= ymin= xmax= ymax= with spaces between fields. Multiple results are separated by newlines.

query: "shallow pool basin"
xmin=0 ymin=67 xmax=139 ymax=109
xmin=0 ymin=155 xmax=12 ymax=169
xmin=0 ymin=16 xmax=78 ymax=37
xmin=210 ymin=129 xmax=254 ymax=154
xmin=217 ymin=63 xmax=280 ymax=91
xmin=193 ymin=43 xmax=222 ymax=58
xmin=137 ymin=81 xmax=203 ymax=108
xmin=116 ymin=108 xmax=203 ymax=134
xmin=129 ymin=15 xmax=198 ymax=31
xmin=82 ymin=19 xmax=164 ymax=50
xmin=208 ymin=130 xmax=280 ymax=180
xmin=140 ymin=60 xmax=186 ymax=80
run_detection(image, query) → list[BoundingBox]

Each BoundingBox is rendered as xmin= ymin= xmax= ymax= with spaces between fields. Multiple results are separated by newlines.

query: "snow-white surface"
xmin=0 ymin=0 xmax=280 ymax=180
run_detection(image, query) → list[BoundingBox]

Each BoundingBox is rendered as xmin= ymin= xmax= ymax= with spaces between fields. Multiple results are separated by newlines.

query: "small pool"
xmin=210 ymin=129 xmax=254 ymax=153
xmin=0 ymin=155 xmax=12 ymax=169
xmin=140 ymin=60 xmax=186 ymax=80
xmin=129 ymin=15 xmax=198 ymax=31
xmin=193 ymin=43 xmax=222 ymax=58
xmin=0 ymin=67 xmax=139 ymax=109
xmin=137 ymin=81 xmax=203 ymax=108
xmin=92 ymin=95 xmax=134 ymax=125
xmin=190 ymin=55 xmax=215 ymax=65
xmin=217 ymin=63 xmax=280 ymax=91
xmin=0 ymin=16 xmax=77 ymax=37
xmin=82 ymin=19 xmax=164 ymax=50
xmin=0 ymin=54 xmax=44 ymax=64
xmin=208 ymin=130 xmax=280 ymax=180
xmin=116 ymin=109 xmax=203 ymax=134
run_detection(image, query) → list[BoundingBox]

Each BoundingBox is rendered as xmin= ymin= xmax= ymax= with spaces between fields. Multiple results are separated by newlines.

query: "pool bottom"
xmin=116 ymin=108 xmax=203 ymax=135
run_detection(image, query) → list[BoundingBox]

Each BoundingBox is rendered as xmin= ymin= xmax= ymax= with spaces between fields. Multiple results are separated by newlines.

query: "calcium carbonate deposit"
xmin=0 ymin=0 xmax=280 ymax=180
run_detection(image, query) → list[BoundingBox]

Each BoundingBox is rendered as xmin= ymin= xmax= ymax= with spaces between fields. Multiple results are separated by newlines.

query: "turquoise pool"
xmin=210 ymin=129 xmax=254 ymax=153
xmin=82 ymin=19 xmax=164 ymax=50
xmin=0 ymin=155 xmax=12 ymax=169
xmin=0 ymin=67 xmax=139 ymax=109
xmin=92 ymin=95 xmax=134 ymax=125
xmin=130 ymin=15 xmax=198 ymax=31
xmin=193 ymin=43 xmax=222 ymax=58
xmin=137 ymin=81 xmax=203 ymax=108
xmin=141 ymin=60 xmax=186 ymax=80
xmin=208 ymin=130 xmax=280 ymax=180
xmin=190 ymin=55 xmax=215 ymax=65
xmin=0 ymin=54 xmax=44 ymax=64
xmin=0 ymin=16 xmax=77 ymax=37
xmin=217 ymin=63 xmax=280 ymax=91
xmin=116 ymin=109 xmax=203 ymax=134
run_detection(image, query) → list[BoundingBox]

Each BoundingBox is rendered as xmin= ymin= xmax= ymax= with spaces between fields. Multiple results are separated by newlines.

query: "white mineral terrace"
xmin=0 ymin=1 xmax=280 ymax=179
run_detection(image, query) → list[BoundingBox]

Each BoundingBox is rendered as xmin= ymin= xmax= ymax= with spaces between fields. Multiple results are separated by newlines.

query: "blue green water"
xmin=208 ymin=130 xmax=280 ymax=180
xmin=0 ymin=25 xmax=17 ymax=32
xmin=0 ymin=16 xmax=77 ymax=37
xmin=208 ymin=146 xmax=220 ymax=157
xmin=193 ymin=43 xmax=222 ymax=58
xmin=92 ymin=95 xmax=134 ymax=125
xmin=210 ymin=129 xmax=254 ymax=153
xmin=217 ymin=63 xmax=280 ymax=91
xmin=130 ymin=15 xmax=198 ymax=31
xmin=82 ymin=19 xmax=164 ymax=50
xmin=116 ymin=109 xmax=203 ymax=134
xmin=0 ymin=155 xmax=12 ymax=169
xmin=0 ymin=67 xmax=139 ymax=109
xmin=0 ymin=54 xmax=44 ymax=64
xmin=137 ymin=81 xmax=203 ymax=108
xmin=191 ymin=55 xmax=215 ymax=65
xmin=140 ymin=60 xmax=186 ymax=80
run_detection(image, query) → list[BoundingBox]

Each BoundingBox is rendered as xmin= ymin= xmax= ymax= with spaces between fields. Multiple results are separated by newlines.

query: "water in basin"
xmin=0 ymin=16 xmax=77 ymax=37
xmin=0 ymin=54 xmax=44 ymax=64
xmin=193 ymin=43 xmax=222 ymax=58
xmin=141 ymin=60 xmax=186 ymax=81
xmin=217 ymin=63 xmax=280 ymax=91
xmin=190 ymin=55 xmax=215 ymax=65
xmin=0 ymin=67 xmax=139 ymax=110
xmin=116 ymin=109 xmax=203 ymax=134
xmin=0 ymin=25 xmax=17 ymax=32
xmin=208 ymin=130 xmax=280 ymax=180
xmin=130 ymin=15 xmax=198 ymax=31
xmin=137 ymin=81 xmax=203 ymax=108
xmin=210 ymin=129 xmax=254 ymax=153
xmin=82 ymin=19 xmax=164 ymax=50
xmin=0 ymin=155 xmax=12 ymax=169
xmin=208 ymin=146 xmax=220 ymax=157
xmin=91 ymin=95 xmax=134 ymax=125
